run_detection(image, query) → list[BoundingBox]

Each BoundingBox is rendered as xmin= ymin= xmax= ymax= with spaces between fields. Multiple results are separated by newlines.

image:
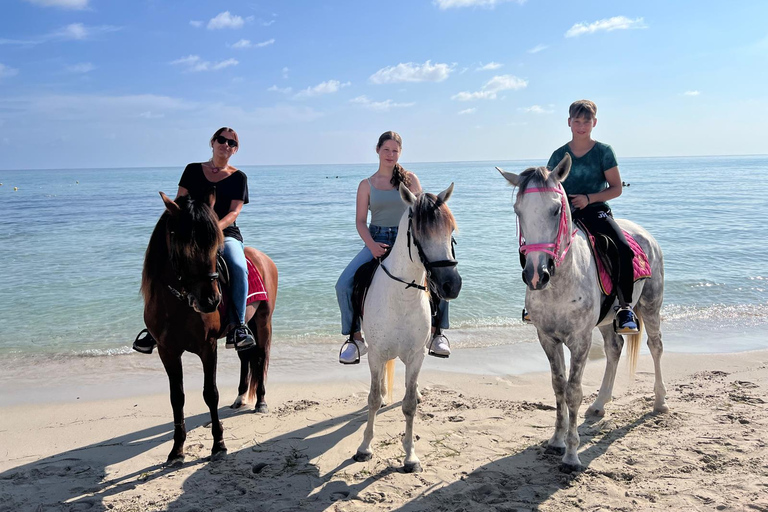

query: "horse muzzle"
xmin=522 ymin=258 xmax=554 ymax=291
xmin=189 ymin=292 xmax=221 ymax=314
xmin=432 ymin=268 xmax=462 ymax=300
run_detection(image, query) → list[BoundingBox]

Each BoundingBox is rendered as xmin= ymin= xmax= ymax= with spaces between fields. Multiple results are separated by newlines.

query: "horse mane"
xmin=140 ymin=195 xmax=223 ymax=304
xmin=412 ymin=192 xmax=457 ymax=237
xmin=516 ymin=166 xmax=551 ymax=196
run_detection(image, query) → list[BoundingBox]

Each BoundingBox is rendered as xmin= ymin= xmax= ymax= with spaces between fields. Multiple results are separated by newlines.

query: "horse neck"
xmin=383 ymin=209 xmax=427 ymax=280
xmin=544 ymin=231 xmax=592 ymax=294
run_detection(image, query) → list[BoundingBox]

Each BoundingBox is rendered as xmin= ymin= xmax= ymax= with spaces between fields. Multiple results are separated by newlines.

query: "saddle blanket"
xmin=217 ymin=259 xmax=268 ymax=318
xmin=590 ymin=231 xmax=652 ymax=296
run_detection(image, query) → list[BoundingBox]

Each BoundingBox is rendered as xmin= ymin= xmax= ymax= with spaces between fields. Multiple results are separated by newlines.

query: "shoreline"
xmin=1 ymin=349 xmax=766 ymax=511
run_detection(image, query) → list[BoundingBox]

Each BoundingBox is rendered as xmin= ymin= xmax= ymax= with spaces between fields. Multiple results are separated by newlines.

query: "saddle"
xmin=216 ymin=252 xmax=269 ymax=321
xmin=575 ymin=219 xmax=652 ymax=324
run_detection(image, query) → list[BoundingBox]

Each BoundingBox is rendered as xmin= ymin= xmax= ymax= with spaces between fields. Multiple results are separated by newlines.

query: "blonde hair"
xmin=568 ymin=100 xmax=597 ymax=120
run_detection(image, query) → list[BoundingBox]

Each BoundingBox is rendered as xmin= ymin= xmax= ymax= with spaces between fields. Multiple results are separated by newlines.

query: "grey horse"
xmin=498 ymin=154 xmax=668 ymax=472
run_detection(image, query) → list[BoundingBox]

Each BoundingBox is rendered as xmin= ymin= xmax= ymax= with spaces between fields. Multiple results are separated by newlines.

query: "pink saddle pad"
xmin=590 ymin=231 xmax=652 ymax=296
xmin=218 ymin=259 xmax=269 ymax=318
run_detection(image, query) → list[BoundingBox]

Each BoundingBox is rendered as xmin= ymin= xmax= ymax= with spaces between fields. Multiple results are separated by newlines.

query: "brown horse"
xmin=141 ymin=191 xmax=278 ymax=464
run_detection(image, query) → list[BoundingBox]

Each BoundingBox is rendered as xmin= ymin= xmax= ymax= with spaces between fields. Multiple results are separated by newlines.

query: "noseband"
xmin=518 ymin=185 xmax=577 ymax=268
xmin=167 ymin=230 xmax=220 ymax=304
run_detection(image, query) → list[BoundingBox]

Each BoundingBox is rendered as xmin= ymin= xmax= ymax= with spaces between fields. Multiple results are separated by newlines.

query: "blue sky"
xmin=1 ymin=0 xmax=766 ymax=169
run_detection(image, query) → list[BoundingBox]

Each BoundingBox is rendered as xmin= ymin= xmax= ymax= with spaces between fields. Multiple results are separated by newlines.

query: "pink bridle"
xmin=517 ymin=185 xmax=577 ymax=267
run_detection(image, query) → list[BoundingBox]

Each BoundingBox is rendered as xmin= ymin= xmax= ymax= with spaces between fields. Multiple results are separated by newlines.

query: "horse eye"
xmin=552 ymin=207 xmax=561 ymax=217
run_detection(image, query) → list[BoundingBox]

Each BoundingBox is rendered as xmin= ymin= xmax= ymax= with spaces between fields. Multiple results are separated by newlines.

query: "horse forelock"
xmin=412 ymin=192 xmax=456 ymax=238
xmin=516 ymin=166 xmax=551 ymax=197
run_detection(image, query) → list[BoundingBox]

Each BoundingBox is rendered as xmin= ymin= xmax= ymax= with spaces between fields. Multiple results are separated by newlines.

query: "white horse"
xmin=498 ymin=155 xmax=668 ymax=472
xmin=353 ymin=183 xmax=461 ymax=473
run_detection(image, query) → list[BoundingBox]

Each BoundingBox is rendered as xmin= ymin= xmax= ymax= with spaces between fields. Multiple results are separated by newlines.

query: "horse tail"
xmin=385 ymin=359 xmax=395 ymax=404
xmin=626 ymin=310 xmax=644 ymax=378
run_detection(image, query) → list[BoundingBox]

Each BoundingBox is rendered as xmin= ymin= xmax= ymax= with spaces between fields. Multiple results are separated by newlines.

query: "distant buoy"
xmin=14 ymin=187 xmax=19 ymax=191
xmin=76 ymin=181 xmax=79 ymax=184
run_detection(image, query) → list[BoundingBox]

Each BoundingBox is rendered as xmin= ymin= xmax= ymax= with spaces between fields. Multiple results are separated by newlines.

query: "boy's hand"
xmin=569 ymin=194 xmax=590 ymax=209
xmin=370 ymin=243 xmax=389 ymax=259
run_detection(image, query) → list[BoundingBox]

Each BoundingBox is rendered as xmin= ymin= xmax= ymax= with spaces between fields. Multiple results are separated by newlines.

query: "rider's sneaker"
xmin=339 ymin=337 xmax=367 ymax=364
xmin=132 ymin=329 xmax=156 ymax=354
xmin=522 ymin=308 xmax=532 ymax=324
xmin=614 ymin=307 xmax=640 ymax=334
xmin=226 ymin=324 xmax=256 ymax=351
xmin=428 ymin=333 xmax=451 ymax=358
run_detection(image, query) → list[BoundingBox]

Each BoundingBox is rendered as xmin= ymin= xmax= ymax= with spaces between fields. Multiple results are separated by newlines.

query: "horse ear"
xmin=552 ymin=154 xmax=572 ymax=183
xmin=399 ymin=182 xmax=417 ymax=205
xmin=437 ymin=182 xmax=454 ymax=203
xmin=496 ymin=166 xmax=521 ymax=186
xmin=159 ymin=191 xmax=181 ymax=216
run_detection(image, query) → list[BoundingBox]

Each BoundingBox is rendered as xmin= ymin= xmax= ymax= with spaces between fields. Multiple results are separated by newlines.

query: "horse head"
xmin=160 ymin=190 xmax=223 ymax=313
xmin=498 ymin=154 xmax=573 ymax=291
xmin=399 ymin=183 xmax=462 ymax=300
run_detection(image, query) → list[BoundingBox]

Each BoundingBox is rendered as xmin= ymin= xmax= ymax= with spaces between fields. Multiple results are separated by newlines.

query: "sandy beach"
xmin=1 ymin=347 xmax=767 ymax=512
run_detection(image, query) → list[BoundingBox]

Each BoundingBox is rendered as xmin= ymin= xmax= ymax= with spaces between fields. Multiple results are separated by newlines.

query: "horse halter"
xmin=518 ymin=185 xmax=577 ymax=268
xmin=166 ymin=230 xmax=220 ymax=304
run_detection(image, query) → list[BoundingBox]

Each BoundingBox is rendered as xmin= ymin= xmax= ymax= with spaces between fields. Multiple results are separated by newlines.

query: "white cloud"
xmin=60 ymin=23 xmax=88 ymax=40
xmin=207 ymin=11 xmax=246 ymax=30
xmin=268 ymin=85 xmax=293 ymax=94
xmin=565 ymin=16 xmax=647 ymax=38
xmin=66 ymin=62 xmax=94 ymax=73
xmin=349 ymin=95 xmax=415 ymax=112
xmin=189 ymin=20 xmax=203 ymax=28
xmin=171 ymin=55 xmax=238 ymax=72
xmin=138 ymin=111 xmax=164 ymax=119
xmin=477 ymin=62 xmax=502 ymax=71
xmin=369 ymin=60 xmax=454 ymax=84
xmin=527 ymin=44 xmax=548 ymax=54
xmin=519 ymin=104 xmax=553 ymax=114
xmin=53 ymin=23 xmax=119 ymax=41
xmin=0 ymin=63 xmax=19 ymax=78
xmin=282 ymin=67 xmax=289 ymax=79
xmin=683 ymin=90 xmax=701 ymax=96
xmin=234 ymin=38 xmax=274 ymax=49
xmin=458 ymin=108 xmax=476 ymax=115
xmin=255 ymin=39 xmax=275 ymax=48
xmin=434 ymin=0 xmax=524 ymax=9
xmin=293 ymin=80 xmax=350 ymax=99
xmin=452 ymin=74 xmax=527 ymax=101
xmin=25 ymin=0 xmax=88 ymax=9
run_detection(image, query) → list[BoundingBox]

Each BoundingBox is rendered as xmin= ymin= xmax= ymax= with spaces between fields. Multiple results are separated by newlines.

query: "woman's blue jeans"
xmin=223 ymin=236 xmax=248 ymax=325
xmin=335 ymin=225 xmax=449 ymax=336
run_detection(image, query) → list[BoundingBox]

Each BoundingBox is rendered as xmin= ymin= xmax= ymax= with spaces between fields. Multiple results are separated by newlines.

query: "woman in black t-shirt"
xmin=133 ymin=127 xmax=256 ymax=353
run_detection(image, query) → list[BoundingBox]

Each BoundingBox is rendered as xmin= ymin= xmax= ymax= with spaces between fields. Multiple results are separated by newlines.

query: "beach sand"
xmin=1 ymin=348 xmax=767 ymax=511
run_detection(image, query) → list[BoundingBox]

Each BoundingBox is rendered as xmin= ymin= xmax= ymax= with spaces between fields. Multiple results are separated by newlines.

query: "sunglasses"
xmin=215 ymin=135 xmax=238 ymax=148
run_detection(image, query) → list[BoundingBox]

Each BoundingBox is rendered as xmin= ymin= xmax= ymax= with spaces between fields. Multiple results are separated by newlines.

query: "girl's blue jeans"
xmin=335 ymin=225 xmax=449 ymax=336
xmin=223 ymin=236 xmax=248 ymax=325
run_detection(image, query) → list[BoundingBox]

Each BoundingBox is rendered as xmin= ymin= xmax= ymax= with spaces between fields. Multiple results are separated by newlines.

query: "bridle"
xmin=381 ymin=205 xmax=458 ymax=297
xmin=166 ymin=229 xmax=220 ymax=304
xmin=517 ymin=185 xmax=577 ymax=268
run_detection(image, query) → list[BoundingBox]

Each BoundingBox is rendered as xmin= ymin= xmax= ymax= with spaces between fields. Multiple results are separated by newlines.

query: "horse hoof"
xmin=165 ymin=454 xmax=185 ymax=467
xmin=230 ymin=396 xmax=246 ymax=409
xmin=403 ymin=462 xmax=422 ymax=473
xmin=254 ymin=403 xmax=269 ymax=414
xmin=353 ymin=451 xmax=373 ymax=462
xmin=586 ymin=406 xmax=605 ymax=417
xmin=210 ymin=449 xmax=228 ymax=462
xmin=559 ymin=462 xmax=583 ymax=474
xmin=545 ymin=445 xmax=565 ymax=456
xmin=654 ymin=403 xmax=670 ymax=414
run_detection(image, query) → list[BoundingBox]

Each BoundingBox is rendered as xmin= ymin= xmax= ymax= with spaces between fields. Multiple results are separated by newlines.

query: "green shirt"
xmin=547 ymin=141 xmax=618 ymax=206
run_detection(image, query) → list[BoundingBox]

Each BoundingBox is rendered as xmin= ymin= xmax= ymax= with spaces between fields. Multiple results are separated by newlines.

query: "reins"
xmin=518 ymin=185 xmax=577 ymax=268
xmin=165 ymin=227 xmax=220 ymax=305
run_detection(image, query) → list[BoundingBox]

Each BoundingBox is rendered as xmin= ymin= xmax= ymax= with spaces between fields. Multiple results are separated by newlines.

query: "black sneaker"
xmin=132 ymin=329 xmax=156 ymax=354
xmin=522 ymin=308 xmax=532 ymax=324
xmin=614 ymin=307 xmax=639 ymax=334
xmin=226 ymin=324 xmax=256 ymax=351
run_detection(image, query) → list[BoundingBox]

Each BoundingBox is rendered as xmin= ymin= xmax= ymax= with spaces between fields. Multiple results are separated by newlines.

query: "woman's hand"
xmin=569 ymin=194 xmax=590 ymax=209
xmin=369 ymin=242 xmax=389 ymax=259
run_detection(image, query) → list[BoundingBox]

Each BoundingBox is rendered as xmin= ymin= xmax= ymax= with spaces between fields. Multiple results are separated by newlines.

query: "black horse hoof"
xmin=353 ymin=451 xmax=373 ymax=462
xmin=254 ymin=403 xmax=269 ymax=414
xmin=210 ymin=449 xmax=228 ymax=462
xmin=403 ymin=462 xmax=422 ymax=473
xmin=559 ymin=462 xmax=583 ymax=474
xmin=165 ymin=455 xmax=185 ymax=467
xmin=545 ymin=445 xmax=566 ymax=456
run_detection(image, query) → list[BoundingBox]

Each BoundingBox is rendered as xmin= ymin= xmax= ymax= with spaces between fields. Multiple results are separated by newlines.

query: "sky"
xmin=1 ymin=0 xmax=767 ymax=169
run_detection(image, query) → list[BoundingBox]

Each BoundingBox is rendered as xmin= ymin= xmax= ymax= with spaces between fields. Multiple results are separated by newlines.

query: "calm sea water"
xmin=1 ymin=156 xmax=766 ymax=369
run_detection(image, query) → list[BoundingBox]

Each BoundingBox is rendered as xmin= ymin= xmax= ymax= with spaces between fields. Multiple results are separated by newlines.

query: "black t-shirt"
xmin=178 ymin=163 xmax=249 ymax=242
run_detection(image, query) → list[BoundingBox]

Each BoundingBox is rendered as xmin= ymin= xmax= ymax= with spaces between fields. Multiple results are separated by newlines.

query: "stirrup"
xmin=132 ymin=328 xmax=156 ymax=354
xmin=339 ymin=338 xmax=365 ymax=365
xmin=428 ymin=334 xmax=451 ymax=358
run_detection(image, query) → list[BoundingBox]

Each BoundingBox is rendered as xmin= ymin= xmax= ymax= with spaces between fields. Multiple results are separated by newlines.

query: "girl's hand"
xmin=370 ymin=242 xmax=389 ymax=259
xmin=569 ymin=194 xmax=590 ymax=210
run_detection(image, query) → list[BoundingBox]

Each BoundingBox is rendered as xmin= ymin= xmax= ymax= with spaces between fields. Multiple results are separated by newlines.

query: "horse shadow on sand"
xmin=1 ymin=401 xmax=654 ymax=511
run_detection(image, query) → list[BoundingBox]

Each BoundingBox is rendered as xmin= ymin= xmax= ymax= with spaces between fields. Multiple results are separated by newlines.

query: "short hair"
xmin=568 ymin=100 xmax=597 ymax=120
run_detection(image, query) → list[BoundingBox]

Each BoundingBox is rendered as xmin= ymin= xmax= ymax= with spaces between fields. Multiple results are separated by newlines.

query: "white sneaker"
xmin=339 ymin=338 xmax=367 ymax=364
xmin=428 ymin=334 xmax=451 ymax=358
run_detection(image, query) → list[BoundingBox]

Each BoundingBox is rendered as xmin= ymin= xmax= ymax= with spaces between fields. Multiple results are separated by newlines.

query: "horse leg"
xmin=200 ymin=346 xmax=227 ymax=460
xmin=586 ymin=326 xmax=624 ymax=417
xmin=251 ymin=308 xmax=271 ymax=413
xmin=231 ymin=348 xmax=250 ymax=409
xmin=402 ymin=354 xmax=424 ymax=473
xmin=640 ymin=306 xmax=669 ymax=413
xmin=561 ymin=337 xmax=590 ymax=471
xmin=539 ymin=338 xmax=568 ymax=456
xmin=159 ymin=352 xmax=186 ymax=465
xmin=354 ymin=357 xmax=385 ymax=462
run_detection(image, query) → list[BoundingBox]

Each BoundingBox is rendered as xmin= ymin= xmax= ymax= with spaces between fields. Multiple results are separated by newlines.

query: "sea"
xmin=1 ymin=155 xmax=766 ymax=401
